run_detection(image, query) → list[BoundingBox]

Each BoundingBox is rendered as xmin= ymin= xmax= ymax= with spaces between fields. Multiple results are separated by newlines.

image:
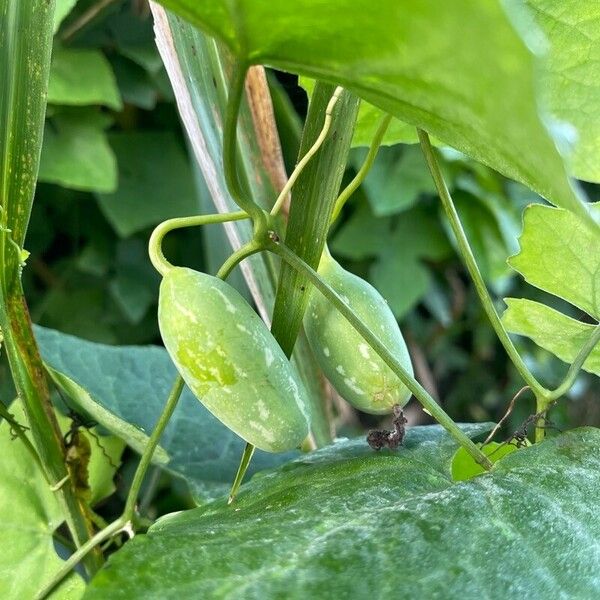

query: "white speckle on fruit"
xmin=213 ymin=287 xmax=237 ymax=313
xmin=174 ymin=301 xmax=198 ymax=323
xmin=323 ymin=347 xmax=330 ymax=357
xmin=336 ymin=365 xmax=346 ymax=375
xmin=249 ymin=421 xmax=275 ymax=443
xmin=236 ymin=323 xmax=249 ymax=333
xmin=344 ymin=377 xmax=365 ymax=395
xmin=358 ymin=343 xmax=371 ymax=359
xmin=257 ymin=399 xmax=270 ymax=420
xmin=264 ymin=346 xmax=274 ymax=367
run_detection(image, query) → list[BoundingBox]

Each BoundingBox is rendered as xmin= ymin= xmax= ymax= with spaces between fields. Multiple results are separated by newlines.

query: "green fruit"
xmin=304 ymin=251 xmax=413 ymax=415
xmin=158 ymin=267 xmax=310 ymax=452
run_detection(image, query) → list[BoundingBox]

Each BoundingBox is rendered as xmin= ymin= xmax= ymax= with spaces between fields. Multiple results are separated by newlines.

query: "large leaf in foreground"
xmin=525 ymin=0 xmax=600 ymax=183
xmin=0 ymin=401 xmax=84 ymax=599
xmin=35 ymin=326 xmax=296 ymax=501
xmin=85 ymin=426 xmax=600 ymax=598
xmin=155 ymin=0 xmax=591 ymax=225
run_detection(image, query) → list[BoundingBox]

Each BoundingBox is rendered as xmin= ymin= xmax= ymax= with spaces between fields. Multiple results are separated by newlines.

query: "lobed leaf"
xmin=503 ymin=298 xmax=600 ymax=375
xmin=507 ymin=203 xmax=600 ymax=319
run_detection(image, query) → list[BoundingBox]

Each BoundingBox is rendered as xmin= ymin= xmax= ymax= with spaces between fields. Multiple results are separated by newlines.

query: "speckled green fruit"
xmin=304 ymin=251 xmax=413 ymax=414
xmin=158 ymin=267 xmax=310 ymax=452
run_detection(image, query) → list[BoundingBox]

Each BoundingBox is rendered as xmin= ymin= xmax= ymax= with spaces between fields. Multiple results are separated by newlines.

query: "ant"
xmin=367 ymin=405 xmax=407 ymax=451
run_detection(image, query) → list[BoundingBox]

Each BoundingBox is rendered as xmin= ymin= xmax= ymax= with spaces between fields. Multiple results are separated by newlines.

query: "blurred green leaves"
xmin=39 ymin=109 xmax=117 ymax=192
xmin=331 ymin=146 xmax=523 ymax=319
xmin=96 ymin=132 xmax=196 ymax=237
xmin=48 ymin=47 xmax=122 ymax=109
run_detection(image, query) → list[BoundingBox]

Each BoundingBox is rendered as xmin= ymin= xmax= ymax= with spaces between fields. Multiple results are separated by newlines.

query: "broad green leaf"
xmin=503 ymin=299 xmax=600 ymax=376
xmin=451 ymin=442 xmax=519 ymax=481
xmin=53 ymin=0 xmax=78 ymax=33
xmin=35 ymin=326 xmax=297 ymax=501
xmin=48 ymin=47 xmax=122 ymax=109
xmin=524 ymin=0 xmax=600 ymax=183
xmin=507 ymin=203 xmax=600 ymax=318
xmin=39 ymin=109 xmax=117 ymax=193
xmin=352 ymin=102 xmax=417 ymax=147
xmin=154 ymin=0 xmax=592 ymax=226
xmin=351 ymin=145 xmax=436 ymax=217
xmin=85 ymin=426 xmax=600 ymax=599
xmin=0 ymin=401 xmax=84 ymax=599
xmin=95 ymin=131 xmax=197 ymax=237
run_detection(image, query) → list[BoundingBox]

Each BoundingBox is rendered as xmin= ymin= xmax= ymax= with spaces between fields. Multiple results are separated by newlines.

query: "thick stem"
xmin=418 ymin=130 xmax=549 ymax=398
xmin=268 ymin=240 xmax=492 ymax=469
xmin=270 ymin=85 xmax=360 ymax=357
xmin=0 ymin=288 xmax=101 ymax=573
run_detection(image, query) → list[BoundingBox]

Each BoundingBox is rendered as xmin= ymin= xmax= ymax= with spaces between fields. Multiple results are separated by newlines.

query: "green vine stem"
xmin=330 ymin=113 xmax=392 ymax=223
xmin=270 ymin=86 xmax=344 ymax=216
xmin=228 ymin=442 xmax=256 ymax=504
xmin=222 ymin=63 xmax=266 ymax=227
xmin=418 ymin=129 xmax=600 ymax=441
xmin=266 ymin=238 xmax=492 ymax=470
xmin=148 ymin=210 xmax=250 ymax=276
xmin=417 ymin=130 xmax=552 ymax=423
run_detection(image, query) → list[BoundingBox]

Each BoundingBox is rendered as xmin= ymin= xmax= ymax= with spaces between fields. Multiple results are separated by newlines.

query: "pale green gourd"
xmin=158 ymin=267 xmax=310 ymax=452
xmin=304 ymin=250 xmax=413 ymax=414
